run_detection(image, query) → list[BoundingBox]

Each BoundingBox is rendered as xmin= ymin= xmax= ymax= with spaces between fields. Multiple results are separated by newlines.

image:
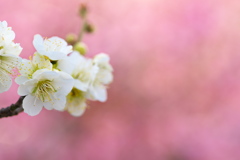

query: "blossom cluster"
xmin=0 ymin=21 xmax=113 ymax=116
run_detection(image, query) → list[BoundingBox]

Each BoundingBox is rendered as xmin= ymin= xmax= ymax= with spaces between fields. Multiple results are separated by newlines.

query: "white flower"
xmin=93 ymin=53 xmax=113 ymax=84
xmin=0 ymin=21 xmax=22 ymax=56
xmin=0 ymin=42 xmax=22 ymax=56
xmin=15 ymin=52 xmax=52 ymax=85
xmin=18 ymin=69 xmax=74 ymax=116
xmin=56 ymin=57 xmax=75 ymax=74
xmin=63 ymin=51 xmax=97 ymax=116
xmin=0 ymin=55 xmax=21 ymax=93
xmin=66 ymin=88 xmax=87 ymax=117
xmin=0 ymin=21 xmax=15 ymax=44
xmin=86 ymin=83 xmax=107 ymax=102
xmin=68 ymin=51 xmax=98 ymax=91
xmin=0 ymin=21 xmax=22 ymax=93
xmin=33 ymin=34 xmax=72 ymax=61
xmin=86 ymin=53 xmax=113 ymax=102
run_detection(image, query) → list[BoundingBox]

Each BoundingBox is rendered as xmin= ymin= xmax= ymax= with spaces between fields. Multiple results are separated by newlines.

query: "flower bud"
xmin=65 ymin=33 xmax=77 ymax=45
xmin=84 ymin=22 xmax=95 ymax=33
xmin=73 ymin=42 xmax=88 ymax=55
xmin=79 ymin=4 xmax=87 ymax=18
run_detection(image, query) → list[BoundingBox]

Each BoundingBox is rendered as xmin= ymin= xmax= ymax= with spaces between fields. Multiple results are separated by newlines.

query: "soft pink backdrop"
xmin=1 ymin=0 xmax=240 ymax=159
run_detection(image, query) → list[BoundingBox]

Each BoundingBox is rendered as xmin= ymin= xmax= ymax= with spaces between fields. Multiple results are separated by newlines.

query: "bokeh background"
xmin=1 ymin=0 xmax=240 ymax=159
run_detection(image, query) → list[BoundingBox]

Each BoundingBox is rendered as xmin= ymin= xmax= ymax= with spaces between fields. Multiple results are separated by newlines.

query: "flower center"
xmin=73 ymin=71 xmax=91 ymax=83
xmin=67 ymin=87 xmax=85 ymax=105
xmin=32 ymin=80 xmax=56 ymax=102
xmin=0 ymin=55 xmax=19 ymax=74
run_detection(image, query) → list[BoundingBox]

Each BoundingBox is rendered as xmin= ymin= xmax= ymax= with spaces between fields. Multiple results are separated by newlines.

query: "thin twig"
xmin=77 ymin=17 xmax=87 ymax=42
xmin=0 ymin=96 xmax=25 ymax=118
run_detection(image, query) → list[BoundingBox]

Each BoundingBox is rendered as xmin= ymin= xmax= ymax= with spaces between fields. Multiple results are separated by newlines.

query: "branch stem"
xmin=77 ymin=17 xmax=87 ymax=42
xmin=0 ymin=96 xmax=25 ymax=118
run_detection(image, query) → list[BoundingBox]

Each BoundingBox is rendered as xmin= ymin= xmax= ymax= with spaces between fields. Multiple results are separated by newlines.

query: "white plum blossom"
xmin=0 ymin=21 xmax=15 ymax=44
xmin=93 ymin=53 xmax=113 ymax=84
xmin=0 ymin=21 xmax=22 ymax=93
xmin=0 ymin=20 xmax=113 ymax=118
xmin=0 ymin=55 xmax=21 ymax=92
xmin=0 ymin=21 xmax=22 ymax=56
xmin=56 ymin=57 xmax=75 ymax=74
xmin=86 ymin=53 xmax=113 ymax=102
xmin=66 ymin=88 xmax=87 ymax=117
xmin=33 ymin=34 xmax=72 ymax=61
xmin=69 ymin=51 xmax=98 ymax=91
xmin=18 ymin=69 xmax=74 ymax=116
xmin=64 ymin=51 xmax=98 ymax=116
xmin=0 ymin=43 xmax=22 ymax=56
xmin=15 ymin=52 xmax=52 ymax=85
xmin=64 ymin=52 xmax=113 ymax=116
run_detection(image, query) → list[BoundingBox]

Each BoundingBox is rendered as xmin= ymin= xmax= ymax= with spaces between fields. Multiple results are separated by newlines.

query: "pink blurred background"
xmin=1 ymin=0 xmax=240 ymax=159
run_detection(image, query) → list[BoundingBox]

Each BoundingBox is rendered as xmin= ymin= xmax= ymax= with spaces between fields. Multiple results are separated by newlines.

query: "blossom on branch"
xmin=0 ymin=17 xmax=113 ymax=118
xmin=64 ymin=51 xmax=113 ymax=116
xmin=86 ymin=53 xmax=113 ymax=102
xmin=18 ymin=69 xmax=74 ymax=116
xmin=64 ymin=51 xmax=98 ymax=116
xmin=66 ymin=87 xmax=87 ymax=117
xmin=16 ymin=34 xmax=75 ymax=116
xmin=33 ymin=34 xmax=72 ymax=61
xmin=0 ymin=21 xmax=22 ymax=93
xmin=15 ymin=52 xmax=52 ymax=85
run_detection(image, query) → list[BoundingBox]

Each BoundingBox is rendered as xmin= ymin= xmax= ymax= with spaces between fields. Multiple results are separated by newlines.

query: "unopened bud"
xmin=79 ymin=4 xmax=87 ymax=18
xmin=73 ymin=42 xmax=88 ymax=55
xmin=84 ymin=22 xmax=95 ymax=33
xmin=66 ymin=33 xmax=77 ymax=45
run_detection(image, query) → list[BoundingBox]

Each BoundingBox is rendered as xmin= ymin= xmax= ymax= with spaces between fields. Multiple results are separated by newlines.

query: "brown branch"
xmin=0 ymin=96 xmax=25 ymax=118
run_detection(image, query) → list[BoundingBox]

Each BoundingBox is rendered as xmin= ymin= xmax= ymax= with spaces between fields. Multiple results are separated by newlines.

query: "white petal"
xmin=33 ymin=35 xmax=72 ymax=60
xmin=74 ymin=79 xmax=88 ymax=91
xmin=20 ymin=79 xmax=38 ymax=93
xmin=33 ymin=34 xmax=44 ymax=52
xmin=48 ymin=36 xmax=67 ymax=46
xmin=0 ymin=21 xmax=15 ymax=42
xmin=15 ymin=76 xmax=29 ymax=85
xmin=98 ymin=71 xmax=113 ymax=85
xmin=68 ymin=102 xmax=86 ymax=117
xmin=52 ymin=95 xmax=66 ymax=110
xmin=1 ymin=21 xmax=7 ymax=27
xmin=94 ymin=86 xmax=107 ymax=102
xmin=43 ymin=51 xmax=67 ymax=61
xmin=32 ymin=52 xmax=52 ymax=70
xmin=57 ymin=58 xmax=75 ymax=74
xmin=42 ymin=102 xmax=53 ymax=110
xmin=94 ymin=53 xmax=110 ymax=63
xmin=53 ymin=71 xmax=74 ymax=96
xmin=69 ymin=51 xmax=86 ymax=65
xmin=0 ymin=54 xmax=21 ymax=72
xmin=61 ymin=45 xmax=73 ymax=55
xmin=23 ymin=95 xmax=43 ymax=116
xmin=18 ymin=59 xmax=32 ymax=75
xmin=46 ymin=37 xmax=72 ymax=55
xmin=33 ymin=69 xmax=58 ymax=81
xmin=0 ymin=71 xmax=11 ymax=93
xmin=18 ymin=84 xmax=29 ymax=96
xmin=3 ymin=42 xmax=22 ymax=56
xmin=88 ymin=85 xmax=107 ymax=102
